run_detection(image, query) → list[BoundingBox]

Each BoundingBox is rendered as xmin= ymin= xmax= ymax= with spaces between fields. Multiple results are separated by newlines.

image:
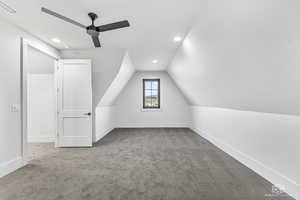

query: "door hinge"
xmin=57 ymin=88 xmax=59 ymax=92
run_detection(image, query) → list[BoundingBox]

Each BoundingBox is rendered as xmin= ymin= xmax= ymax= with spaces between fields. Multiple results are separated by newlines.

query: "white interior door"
xmin=57 ymin=59 xmax=92 ymax=147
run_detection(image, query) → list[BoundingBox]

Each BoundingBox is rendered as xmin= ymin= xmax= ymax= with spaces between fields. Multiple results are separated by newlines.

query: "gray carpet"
xmin=27 ymin=142 xmax=56 ymax=161
xmin=0 ymin=128 xmax=294 ymax=200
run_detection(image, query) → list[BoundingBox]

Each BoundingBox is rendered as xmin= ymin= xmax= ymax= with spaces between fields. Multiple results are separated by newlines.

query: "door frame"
xmin=20 ymin=38 xmax=60 ymax=162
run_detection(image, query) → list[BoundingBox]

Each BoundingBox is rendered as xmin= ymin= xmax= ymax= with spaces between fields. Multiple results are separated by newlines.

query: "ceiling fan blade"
xmin=96 ymin=20 xmax=130 ymax=32
xmin=41 ymin=7 xmax=86 ymax=29
xmin=91 ymin=36 xmax=101 ymax=47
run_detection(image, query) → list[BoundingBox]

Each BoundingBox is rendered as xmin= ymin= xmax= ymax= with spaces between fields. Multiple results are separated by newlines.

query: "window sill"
xmin=141 ymin=108 xmax=162 ymax=112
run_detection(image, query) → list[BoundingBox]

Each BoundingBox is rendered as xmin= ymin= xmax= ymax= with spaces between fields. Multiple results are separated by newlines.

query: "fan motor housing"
xmin=86 ymin=25 xmax=99 ymax=37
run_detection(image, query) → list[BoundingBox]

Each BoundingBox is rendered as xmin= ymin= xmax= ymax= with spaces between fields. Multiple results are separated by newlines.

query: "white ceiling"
xmin=0 ymin=0 xmax=205 ymax=70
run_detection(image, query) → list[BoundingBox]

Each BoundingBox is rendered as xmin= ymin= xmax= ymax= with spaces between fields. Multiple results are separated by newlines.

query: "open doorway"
xmin=26 ymin=46 xmax=56 ymax=160
xmin=21 ymin=38 xmax=60 ymax=163
xmin=21 ymin=39 xmax=93 ymax=163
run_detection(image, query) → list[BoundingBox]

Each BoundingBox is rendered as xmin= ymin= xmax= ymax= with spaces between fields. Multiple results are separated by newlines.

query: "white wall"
xmin=191 ymin=107 xmax=300 ymax=199
xmin=0 ymin=18 xmax=59 ymax=177
xmin=27 ymin=74 xmax=55 ymax=143
xmin=167 ymin=1 xmax=300 ymax=198
xmin=26 ymin=46 xmax=55 ymax=143
xmin=95 ymin=53 xmax=135 ymax=142
xmin=95 ymin=106 xmax=115 ymax=142
xmin=27 ymin=46 xmax=55 ymax=74
xmin=115 ymin=71 xmax=191 ymax=128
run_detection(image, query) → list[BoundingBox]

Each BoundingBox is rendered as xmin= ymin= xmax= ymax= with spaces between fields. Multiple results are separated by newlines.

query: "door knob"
xmin=84 ymin=112 xmax=92 ymax=116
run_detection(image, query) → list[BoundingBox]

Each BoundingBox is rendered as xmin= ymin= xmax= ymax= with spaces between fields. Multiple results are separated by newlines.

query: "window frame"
xmin=142 ymin=78 xmax=160 ymax=109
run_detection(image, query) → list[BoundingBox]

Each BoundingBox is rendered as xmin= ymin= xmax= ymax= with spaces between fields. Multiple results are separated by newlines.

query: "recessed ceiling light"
xmin=152 ymin=59 xmax=158 ymax=64
xmin=173 ymin=36 xmax=182 ymax=42
xmin=52 ymin=38 xmax=61 ymax=43
xmin=0 ymin=1 xmax=16 ymax=14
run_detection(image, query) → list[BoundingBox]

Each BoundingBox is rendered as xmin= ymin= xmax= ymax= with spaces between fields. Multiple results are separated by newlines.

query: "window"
xmin=143 ymin=79 xmax=160 ymax=109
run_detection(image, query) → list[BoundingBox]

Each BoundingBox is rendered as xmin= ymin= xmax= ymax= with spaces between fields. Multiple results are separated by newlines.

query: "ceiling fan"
xmin=41 ymin=7 xmax=130 ymax=48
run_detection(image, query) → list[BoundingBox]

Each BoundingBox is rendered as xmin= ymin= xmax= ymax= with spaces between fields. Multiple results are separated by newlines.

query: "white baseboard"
xmin=116 ymin=123 xmax=190 ymax=128
xmin=28 ymin=136 xmax=55 ymax=143
xmin=0 ymin=157 xmax=26 ymax=178
xmin=191 ymin=127 xmax=300 ymax=200
xmin=95 ymin=128 xmax=114 ymax=142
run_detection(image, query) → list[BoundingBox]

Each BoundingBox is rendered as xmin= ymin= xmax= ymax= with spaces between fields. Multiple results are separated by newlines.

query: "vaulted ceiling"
xmin=0 ymin=0 xmax=206 ymax=70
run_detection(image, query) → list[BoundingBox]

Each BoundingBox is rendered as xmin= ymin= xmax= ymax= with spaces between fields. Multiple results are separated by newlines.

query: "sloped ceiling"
xmin=0 ymin=0 xmax=205 ymax=70
xmin=98 ymin=52 xmax=135 ymax=107
xmin=168 ymin=0 xmax=300 ymax=115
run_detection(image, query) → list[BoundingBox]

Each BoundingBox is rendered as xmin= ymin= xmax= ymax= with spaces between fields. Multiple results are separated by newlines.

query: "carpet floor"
xmin=0 ymin=128 xmax=294 ymax=200
xmin=27 ymin=142 xmax=56 ymax=161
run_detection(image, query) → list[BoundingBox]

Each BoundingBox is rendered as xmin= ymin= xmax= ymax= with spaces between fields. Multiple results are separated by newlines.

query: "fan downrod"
xmin=88 ymin=13 xmax=98 ymax=23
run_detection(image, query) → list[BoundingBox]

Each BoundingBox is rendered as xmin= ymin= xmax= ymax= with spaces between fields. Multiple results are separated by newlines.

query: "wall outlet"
xmin=10 ymin=104 xmax=20 ymax=112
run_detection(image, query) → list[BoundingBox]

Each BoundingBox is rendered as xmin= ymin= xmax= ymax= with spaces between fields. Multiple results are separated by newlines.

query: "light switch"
xmin=10 ymin=104 xmax=20 ymax=112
